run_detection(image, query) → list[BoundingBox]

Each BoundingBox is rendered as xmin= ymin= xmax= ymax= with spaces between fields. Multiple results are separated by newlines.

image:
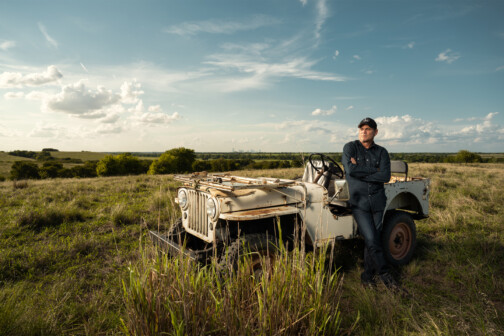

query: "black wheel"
xmin=382 ymin=212 xmax=416 ymax=266
xmin=219 ymin=234 xmax=279 ymax=279
xmin=308 ymin=153 xmax=344 ymax=179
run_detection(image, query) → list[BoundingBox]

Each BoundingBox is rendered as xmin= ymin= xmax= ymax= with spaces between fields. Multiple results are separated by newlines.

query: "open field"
xmin=0 ymin=163 xmax=503 ymax=335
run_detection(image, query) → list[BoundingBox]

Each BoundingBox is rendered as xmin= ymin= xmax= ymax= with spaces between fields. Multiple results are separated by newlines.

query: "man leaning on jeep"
xmin=342 ymin=117 xmax=398 ymax=289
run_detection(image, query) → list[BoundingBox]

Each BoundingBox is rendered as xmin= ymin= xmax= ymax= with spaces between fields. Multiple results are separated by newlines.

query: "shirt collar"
xmin=357 ymin=140 xmax=376 ymax=149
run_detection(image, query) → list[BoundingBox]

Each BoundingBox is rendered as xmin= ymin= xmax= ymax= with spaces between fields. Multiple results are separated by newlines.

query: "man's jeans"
xmin=352 ymin=208 xmax=388 ymax=282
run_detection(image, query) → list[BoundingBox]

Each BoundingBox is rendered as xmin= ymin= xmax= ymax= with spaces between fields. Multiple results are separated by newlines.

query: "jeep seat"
xmin=302 ymin=160 xmax=336 ymax=194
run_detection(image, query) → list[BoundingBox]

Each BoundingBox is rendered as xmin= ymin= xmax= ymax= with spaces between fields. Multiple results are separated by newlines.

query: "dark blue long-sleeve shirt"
xmin=342 ymin=140 xmax=391 ymax=212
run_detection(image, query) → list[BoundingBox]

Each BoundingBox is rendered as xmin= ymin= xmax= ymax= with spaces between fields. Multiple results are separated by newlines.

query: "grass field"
xmin=0 ymin=164 xmax=503 ymax=335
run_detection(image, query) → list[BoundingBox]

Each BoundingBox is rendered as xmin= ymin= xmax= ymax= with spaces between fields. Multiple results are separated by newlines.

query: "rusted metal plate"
xmin=174 ymin=174 xmax=296 ymax=192
xmin=148 ymin=230 xmax=199 ymax=260
xmin=219 ymin=205 xmax=299 ymax=221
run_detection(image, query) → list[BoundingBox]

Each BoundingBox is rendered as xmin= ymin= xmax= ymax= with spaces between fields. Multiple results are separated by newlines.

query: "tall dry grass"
xmin=121 ymin=239 xmax=344 ymax=335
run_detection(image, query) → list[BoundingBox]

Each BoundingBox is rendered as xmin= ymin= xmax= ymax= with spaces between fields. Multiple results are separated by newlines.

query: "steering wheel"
xmin=308 ymin=153 xmax=344 ymax=179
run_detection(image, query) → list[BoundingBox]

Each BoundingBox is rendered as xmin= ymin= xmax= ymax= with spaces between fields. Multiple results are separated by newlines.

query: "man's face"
xmin=358 ymin=125 xmax=378 ymax=144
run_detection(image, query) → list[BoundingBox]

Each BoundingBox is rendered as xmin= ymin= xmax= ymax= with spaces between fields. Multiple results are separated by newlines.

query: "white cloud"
xmin=304 ymin=124 xmax=331 ymax=133
xmin=345 ymin=105 xmax=354 ymax=111
xmin=164 ymin=15 xmax=280 ymax=36
xmin=25 ymin=91 xmax=48 ymax=101
xmin=131 ymin=111 xmax=181 ymax=125
xmin=299 ymin=0 xmax=308 ymax=5
xmin=128 ymin=100 xmax=144 ymax=114
xmin=405 ymin=41 xmax=415 ymax=49
xmin=458 ymin=112 xmax=500 ymax=135
xmin=435 ymin=49 xmax=460 ymax=64
xmin=43 ymin=81 xmax=121 ymax=117
xmin=353 ymin=54 xmax=361 ymax=60
xmin=454 ymin=116 xmax=478 ymax=122
xmin=220 ymin=42 xmax=269 ymax=55
xmin=311 ymin=105 xmax=337 ymax=116
xmin=496 ymin=65 xmax=504 ymax=72
xmin=333 ymin=50 xmax=340 ymax=59
xmin=276 ymin=120 xmax=312 ymax=130
xmin=148 ymin=105 xmax=162 ymax=113
xmin=0 ymin=123 xmax=19 ymax=137
xmin=95 ymin=124 xmax=124 ymax=134
xmin=120 ymin=81 xmax=144 ymax=104
xmin=99 ymin=112 xmax=121 ymax=124
xmin=314 ymin=0 xmax=329 ymax=41
xmin=372 ymin=113 xmax=503 ymax=147
xmin=38 ymin=23 xmax=58 ymax=48
xmin=4 ymin=92 xmax=24 ymax=99
xmin=0 ymin=40 xmax=15 ymax=51
xmin=0 ymin=65 xmax=63 ymax=88
xmin=205 ymin=54 xmax=346 ymax=92
xmin=29 ymin=122 xmax=66 ymax=138
xmin=374 ymin=115 xmax=441 ymax=144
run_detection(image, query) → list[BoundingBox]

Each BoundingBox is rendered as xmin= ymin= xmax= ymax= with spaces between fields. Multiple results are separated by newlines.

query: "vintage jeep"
xmin=149 ymin=154 xmax=430 ymax=270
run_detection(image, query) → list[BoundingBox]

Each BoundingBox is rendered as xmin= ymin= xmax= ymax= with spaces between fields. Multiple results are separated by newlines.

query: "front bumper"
xmin=148 ymin=230 xmax=198 ymax=260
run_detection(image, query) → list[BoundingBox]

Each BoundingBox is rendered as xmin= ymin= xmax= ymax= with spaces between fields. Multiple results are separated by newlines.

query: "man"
xmin=342 ymin=117 xmax=397 ymax=288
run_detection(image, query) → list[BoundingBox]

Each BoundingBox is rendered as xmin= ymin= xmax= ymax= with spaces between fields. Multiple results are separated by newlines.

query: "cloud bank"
xmin=0 ymin=66 xmax=62 ymax=88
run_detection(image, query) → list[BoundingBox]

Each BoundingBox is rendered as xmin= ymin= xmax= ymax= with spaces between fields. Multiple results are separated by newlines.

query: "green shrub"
xmin=455 ymin=150 xmax=483 ymax=163
xmin=10 ymin=161 xmax=40 ymax=180
xmin=192 ymin=159 xmax=211 ymax=172
xmin=39 ymin=162 xmax=64 ymax=179
xmin=445 ymin=150 xmax=483 ymax=163
xmin=71 ymin=161 xmax=98 ymax=178
xmin=148 ymin=147 xmax=196 ymax=174
xmin=35 ymin=151 xmax=53 ymax=161
xmin=8 ymin=150 xmax=37 ymax=159
xmin=96 ymin=153 xmax=145 ymax=176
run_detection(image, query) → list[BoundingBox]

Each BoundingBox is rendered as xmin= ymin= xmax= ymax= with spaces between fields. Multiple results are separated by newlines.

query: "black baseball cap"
xmin=358 ymin=117 xmax=377 ymax=129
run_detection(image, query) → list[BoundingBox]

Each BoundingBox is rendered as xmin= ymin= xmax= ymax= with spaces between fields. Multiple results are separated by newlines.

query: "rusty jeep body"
xmin=149 ymin=155 xmax=430 ymax=268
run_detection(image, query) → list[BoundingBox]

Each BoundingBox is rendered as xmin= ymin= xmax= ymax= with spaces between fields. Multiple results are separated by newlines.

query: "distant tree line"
xmin=10 ymin=161 xmax=99 ymax=180
xmin=8 ymin=150 xmax=82 ymax=163
xmin=4 ymin=148 xmax=502 ymax=181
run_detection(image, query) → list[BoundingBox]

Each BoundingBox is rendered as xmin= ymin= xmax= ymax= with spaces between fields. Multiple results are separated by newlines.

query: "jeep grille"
xmin=187 ymin=190 xmax=209 ymax=237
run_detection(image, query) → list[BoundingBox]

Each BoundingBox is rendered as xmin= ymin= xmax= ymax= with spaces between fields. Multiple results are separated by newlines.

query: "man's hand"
xmin=351 ymin=157 xmax=357 ymax=164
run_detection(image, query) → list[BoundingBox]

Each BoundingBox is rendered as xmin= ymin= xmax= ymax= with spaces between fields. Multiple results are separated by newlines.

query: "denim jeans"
xmin=352 ymin=208 xmax=388 ymax=281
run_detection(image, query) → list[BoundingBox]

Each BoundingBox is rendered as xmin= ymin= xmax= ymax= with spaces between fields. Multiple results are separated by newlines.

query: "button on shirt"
xmin=342 ymin=140 xmax=391 ymax=212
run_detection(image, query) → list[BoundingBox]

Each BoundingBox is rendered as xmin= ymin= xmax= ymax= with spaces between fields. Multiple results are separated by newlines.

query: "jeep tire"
xmin=382 ymin=212 xmax=416 ymax=266
xmin=219 ymin=233 xmax=279 ymax=279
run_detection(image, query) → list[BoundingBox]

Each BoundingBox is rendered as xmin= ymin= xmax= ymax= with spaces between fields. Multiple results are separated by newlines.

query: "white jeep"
xmin=149 ymin=154 xmax=430 ymax=270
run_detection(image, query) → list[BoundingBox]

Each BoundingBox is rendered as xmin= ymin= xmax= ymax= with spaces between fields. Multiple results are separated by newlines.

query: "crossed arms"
xmin=342 ymin=142 xmax=391 ymax=183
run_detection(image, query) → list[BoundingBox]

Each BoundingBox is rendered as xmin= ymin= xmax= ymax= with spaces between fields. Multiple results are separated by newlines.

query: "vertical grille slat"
xmin=187 ymin=190 xmax=209 ymax=238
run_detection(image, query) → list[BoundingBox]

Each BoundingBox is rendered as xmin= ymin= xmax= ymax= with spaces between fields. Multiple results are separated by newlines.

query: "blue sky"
xmin=1 ymin=0 xmax=503 ymax=153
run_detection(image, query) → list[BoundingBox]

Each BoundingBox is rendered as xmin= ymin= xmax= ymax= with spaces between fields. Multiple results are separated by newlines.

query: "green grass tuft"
xmin=18 ymin=206 xmax=86 ymax=231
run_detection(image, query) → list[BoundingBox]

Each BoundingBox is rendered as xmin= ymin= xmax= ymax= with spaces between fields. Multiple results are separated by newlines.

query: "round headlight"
xmin=178 ymin=189 xmax=188 ymax=209
xmin=206 ymin=198 xmax=217 ymax=219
